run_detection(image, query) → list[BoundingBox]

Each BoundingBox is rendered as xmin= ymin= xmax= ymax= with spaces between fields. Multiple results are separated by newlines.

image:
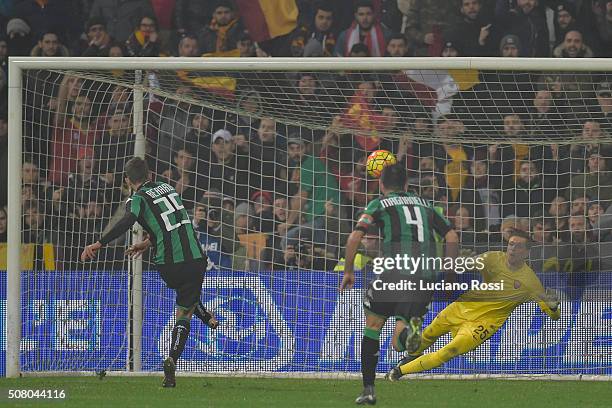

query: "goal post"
xmin=6 ymin=56 xmax=612 ymax=379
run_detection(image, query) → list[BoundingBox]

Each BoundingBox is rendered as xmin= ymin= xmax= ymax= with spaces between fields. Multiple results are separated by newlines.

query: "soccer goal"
xmin=5 ymin=56 xmax=612 ymax=379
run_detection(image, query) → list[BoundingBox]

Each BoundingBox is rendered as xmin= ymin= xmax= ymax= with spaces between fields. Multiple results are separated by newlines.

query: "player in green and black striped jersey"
xmin=340 ymin=164 xmax=458 ymax=405
xmin=81 ymin=157 xmax=218 ymax=388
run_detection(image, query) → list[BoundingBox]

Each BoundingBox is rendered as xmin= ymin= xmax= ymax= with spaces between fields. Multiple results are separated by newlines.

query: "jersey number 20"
xmin=153 ymin=193 xmax=190 ymax=231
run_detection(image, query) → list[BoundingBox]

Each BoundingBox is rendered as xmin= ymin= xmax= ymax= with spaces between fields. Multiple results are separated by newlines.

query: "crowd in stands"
xmin=0 ymin=0 xmax=611 ymax=272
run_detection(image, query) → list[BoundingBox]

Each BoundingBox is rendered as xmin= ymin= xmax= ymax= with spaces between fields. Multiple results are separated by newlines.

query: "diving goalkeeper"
xmin=386 ymin=229 xmax=561 ymax=380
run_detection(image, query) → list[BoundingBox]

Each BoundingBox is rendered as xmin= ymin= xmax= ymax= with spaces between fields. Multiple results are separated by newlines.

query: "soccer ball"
xmin=366 ymin=150 xmax=397 ymax=178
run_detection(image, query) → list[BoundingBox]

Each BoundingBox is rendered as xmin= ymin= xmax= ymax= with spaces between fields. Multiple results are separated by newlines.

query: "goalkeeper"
xmin=386 ymin=229 xmax=561 ymax=380
xmin=81 ymin=157 xmax=219 ymax=388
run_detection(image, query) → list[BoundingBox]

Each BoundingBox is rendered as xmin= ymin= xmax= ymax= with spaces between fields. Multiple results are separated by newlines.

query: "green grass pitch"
xmin=1 ymin=377 xmax=611 ymax=407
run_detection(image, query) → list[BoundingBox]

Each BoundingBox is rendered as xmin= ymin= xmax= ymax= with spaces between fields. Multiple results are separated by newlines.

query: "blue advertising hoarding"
xmin=1 ymin=270 xmax=611 ymax=376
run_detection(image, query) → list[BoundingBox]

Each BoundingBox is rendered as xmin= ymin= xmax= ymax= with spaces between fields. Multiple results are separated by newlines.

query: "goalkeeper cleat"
xmin=355 ymin=386 xmax=376 ymax=405
xmin=385 ymin=366 xmax=403 ymax=382
xmin=403 ymin=317 xmax=423 ymax=354
xmin=162 ymin=357 xmax=176 ymax=388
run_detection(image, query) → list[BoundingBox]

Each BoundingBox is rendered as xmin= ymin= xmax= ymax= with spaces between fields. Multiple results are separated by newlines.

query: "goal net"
xmin=5 ymin=57 xmax=612 ymax=378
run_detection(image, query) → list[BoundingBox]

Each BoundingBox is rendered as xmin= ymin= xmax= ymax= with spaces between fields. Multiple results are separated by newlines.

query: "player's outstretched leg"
xmin=163 ymin=314 xmax=191 ymax=388
xmin=388 ymin=314 xmax=453 ymax=381
xmin=389 ymin=327 xmax=479 ymax=381
xmin=194 ymin=301 xmax=219 ymax=329
xmin=356 ymin=326 xmax=381 ymax=405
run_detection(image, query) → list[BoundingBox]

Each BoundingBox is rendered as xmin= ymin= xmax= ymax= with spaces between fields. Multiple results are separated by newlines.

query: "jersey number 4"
xmin=402 ymin=206 xmax=424 ymax=242
xmin=153 ymin=193 xmax=190 ymax=231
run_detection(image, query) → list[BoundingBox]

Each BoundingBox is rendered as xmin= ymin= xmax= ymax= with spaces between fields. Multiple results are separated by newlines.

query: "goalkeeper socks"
xmin=169 ymin=318 xmax=190 ymax=363
xmin=361 ymin=328 xmax=381 ymax=387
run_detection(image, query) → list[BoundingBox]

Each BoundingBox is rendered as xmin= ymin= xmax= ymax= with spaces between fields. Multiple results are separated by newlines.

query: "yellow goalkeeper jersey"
xmin=451 ymin=251 xmax=560 ymax=326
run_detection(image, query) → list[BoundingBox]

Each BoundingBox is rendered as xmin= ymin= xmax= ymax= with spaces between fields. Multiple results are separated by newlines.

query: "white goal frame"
xmin=7 ymin=56 xmax=612 ymax=379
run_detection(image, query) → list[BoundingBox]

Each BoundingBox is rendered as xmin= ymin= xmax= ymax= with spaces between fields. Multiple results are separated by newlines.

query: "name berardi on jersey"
xmin=143 ymin=183 xmax=174 ymax=199
xmin=379 ymin=195 xmax=429 ymax=208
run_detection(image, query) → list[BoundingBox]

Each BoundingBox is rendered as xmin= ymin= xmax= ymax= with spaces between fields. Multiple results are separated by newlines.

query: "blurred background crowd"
xmin=0 ymin=0 xmax=611 ymax=273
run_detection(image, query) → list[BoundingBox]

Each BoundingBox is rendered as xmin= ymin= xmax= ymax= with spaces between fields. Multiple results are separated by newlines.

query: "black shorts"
xmin=157 ymin=258 xmax=207 ymax=310
xmin=362 ymin=276 xmax=433 ymax=323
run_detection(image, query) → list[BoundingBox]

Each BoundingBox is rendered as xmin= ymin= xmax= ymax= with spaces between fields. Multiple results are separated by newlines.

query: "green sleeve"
xmin=128 ymin=195 xmax=145 ymax=218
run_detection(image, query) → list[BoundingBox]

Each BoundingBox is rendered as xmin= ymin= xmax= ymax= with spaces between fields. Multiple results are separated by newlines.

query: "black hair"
xmin=315 ymin=2 xmax=334 ymax=14
xmin=388 ymin=33 xmax=407 ymax=43
xmin=350 ymin=43 xmax=369 ymax=55
xmin=354 ymin=0 xmax=374 ymax=12
xmin=124 ymin=157 xmax=149 ymax=184
xmin=380 ymin=164 xmax=407 ymax=191
xmin=507 ymin=228 xmax=532 ymax=246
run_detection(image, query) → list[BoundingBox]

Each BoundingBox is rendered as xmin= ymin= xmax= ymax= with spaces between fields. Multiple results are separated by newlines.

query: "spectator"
xmin=447 ymin=0 xmax=498 ymax=56
xmin=499 ymin=34 xmax=520 ymax=57
xmin=0 ymin=36 xmax=7 ymax=78
xmin=553 ymin=30 xmax=594 ymax=57
xmin=95 ymin=107 xmax=135 ymax=192
xmin=287 ymin=137 xmax=306 ymax=196
xmin=290 ymin=3 xmax=337 ymax=57
xmin=284 ymin=151 xmax=342 ymax=240
xmin=65 ymin=149 xmax=112 ymax=216
xmin=385 ymin=33 xmax=409 ymax=57
xmin=174 ymin=0 xmax=215 ymax=37
xmin=125 ymin=15 xmax=162 ymax=57
xmin=349 ymin=42 xmax=370 ymax=56
xmin=592 ymin=0 xmax=612 ymax=57
xmin=0 ymin=114 xmax=7 ymax=208
xmin=157 ymin=86 xmax=196 ymax=165
xmin=440 ymin=40 xmax=459 ymax=57
xmin=49 ymin=89 xmax=99 ymax=185
xmin=591 ymin=81 xmax=612 ymax=134
xmin=14 ymin=0 xmax=78 ymax=43
xmin=182 ymin=111 xmax=212 ymax=170
xmin=30 ymin=32 xmax=70 ymax=57
xmin=457 ymin=155 xmax=501 ymax=231
xmin=526 ymin=89 xmax=564 ymax=140
xmin=570 ymin=149 xmax=612 ymax=206
xmin=206 ymin=129 xmax=251 ymax=202
xmin=5 ymin=18 xmax=33 ymax=56
xmin=0 ymin=207 xmax=6 ymax=242
xmin=398 ymin=0 xmax=462 ymax=56
xmin=588 ymin=201 xmax=606 ymax=229
xmin=231 ymin=202 xmax=255 ymax=270
xmin=22 ymin=201 xmax=49 ymax=248
xmin=531 ymin=217 xmax=554 ymax=243
xmin=76 ymin=17 xmax=114 ymax=57
xmin=495 ymin=0 xmax=549 ymax=57
xmin=193 ymin=193 xmax=234 ymax=269
xmin=108 ymin=43 xmax=125 ymax=57
xmin=571 ymin=195 xmax=589 ymax=216
xmin=569 ymin=214 xmax=594 ymax=243
xmin=89 ymin=0 xmax=154 ymax=43
xmin=176 ymin=34 xmax=199 ymax=57
xmin=198 ymin=1 xmax=243 ymax=55
xmin=236 ymin=32 xmax=256 ymax=57
xmin=249 ymin=118 xmax=288 ymax=194
xmin=290 ymin=73 xmax=335 ymax=125
xmin=251 ymin=190 xmax=275 ymax=233
xmin=335 ymin=1 xmax=390 ymax=57
xmin=502 ymin=159 xmax=545 ymax=218
xmin=162 ymin=145 xmax=202 ymax=209
xmin=552 ymin=2 xmax=580 ymax=48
